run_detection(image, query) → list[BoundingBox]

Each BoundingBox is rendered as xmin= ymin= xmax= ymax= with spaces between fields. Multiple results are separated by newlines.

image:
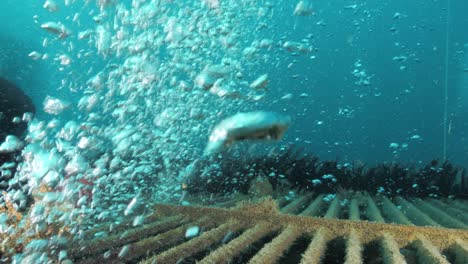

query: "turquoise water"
xmin=2 ymin=0 xmax=468 ymax=164
xmin=0 ymin=0 xmax=467 ymax=262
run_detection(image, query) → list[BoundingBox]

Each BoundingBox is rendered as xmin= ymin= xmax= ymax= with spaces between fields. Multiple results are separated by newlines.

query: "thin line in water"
xmin=443 ymin=0 xmax=450 ymax=161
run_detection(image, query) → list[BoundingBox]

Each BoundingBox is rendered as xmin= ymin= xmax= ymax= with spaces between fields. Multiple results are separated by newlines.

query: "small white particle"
xmin=185 ymin=226 xmax=200 ymax=238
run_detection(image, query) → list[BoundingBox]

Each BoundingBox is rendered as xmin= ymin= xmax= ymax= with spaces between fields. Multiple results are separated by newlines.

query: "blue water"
xmin=1 ymin=0 xmax=467 ymax=166
xmin=1 ymin=1 xmax=468 ymax=262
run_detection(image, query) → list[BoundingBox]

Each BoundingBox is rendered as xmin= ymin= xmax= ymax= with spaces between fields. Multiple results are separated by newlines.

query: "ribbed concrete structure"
xmin=70 ymin=192 xmax=468 ymax=264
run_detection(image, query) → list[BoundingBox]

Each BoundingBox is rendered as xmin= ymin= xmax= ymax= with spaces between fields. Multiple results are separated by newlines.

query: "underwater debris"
xmin=43 ymin=96 xmax=70 ymax=115
xmin=43 ymin=0 xmax=59 ymax=12
xmin=209 ymin=79 xmax=243 ymax=99
xmin=195 ymin=64 xmax=229 ymax=90
xmin=0 ymin=190 xmax=71 ymax=260
xmin=249 ymin=74 xmax=269 ymax=90
xmin=96 ymin=25 xmax=111 ymax=57
xmin=57 ymin=54 xmax=72 ymax=66
xmin=0 ymin=135 xmax=23 ymax=153
xmin=40 ymin=22 xmax=71 ymax=39
xmin=204 ymin=112 xmax=292 ymax=155
xmin=280 ymin=93 xmax=294 ymax=100
xmin=293 ymin=1 xmax=313 ymax=16
xmin=78 ymin=29 xmax=93 ymax=40
xmin=185 ymin=226 xmax=200 ymax=238
xmin=203 ymin=0 xmax=220 ymax=9
xmin=28 ymin=51 xmax=43 ymax=60
xmin=283 ymin=41 xmax=311 ymax=53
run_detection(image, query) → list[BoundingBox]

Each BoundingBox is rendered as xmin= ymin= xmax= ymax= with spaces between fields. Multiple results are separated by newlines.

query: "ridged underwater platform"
xmin=70 ymin=193 xmax=468 ymax=264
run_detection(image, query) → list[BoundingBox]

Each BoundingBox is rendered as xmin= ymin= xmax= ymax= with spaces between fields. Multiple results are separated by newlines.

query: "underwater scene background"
xmin=2 ymin=0 xmax=468 ymax=165
xmin=0 ymin=0 xmax=468 ymax=263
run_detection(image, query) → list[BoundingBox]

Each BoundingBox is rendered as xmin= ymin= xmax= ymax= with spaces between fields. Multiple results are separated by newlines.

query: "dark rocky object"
xmin=0 ymin=77 xmax=35 ymax=209
xmin=0 ymin=77 xmax=35 ymax=143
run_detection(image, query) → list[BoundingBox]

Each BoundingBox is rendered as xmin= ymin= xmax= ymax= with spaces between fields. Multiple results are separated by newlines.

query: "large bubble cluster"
xmin=0 ymin=0 xmax=307 ymax=262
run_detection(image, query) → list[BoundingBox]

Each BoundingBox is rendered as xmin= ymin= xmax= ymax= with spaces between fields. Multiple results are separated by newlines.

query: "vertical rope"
xmin=443 ymin=0 xmax=450 ymax=161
